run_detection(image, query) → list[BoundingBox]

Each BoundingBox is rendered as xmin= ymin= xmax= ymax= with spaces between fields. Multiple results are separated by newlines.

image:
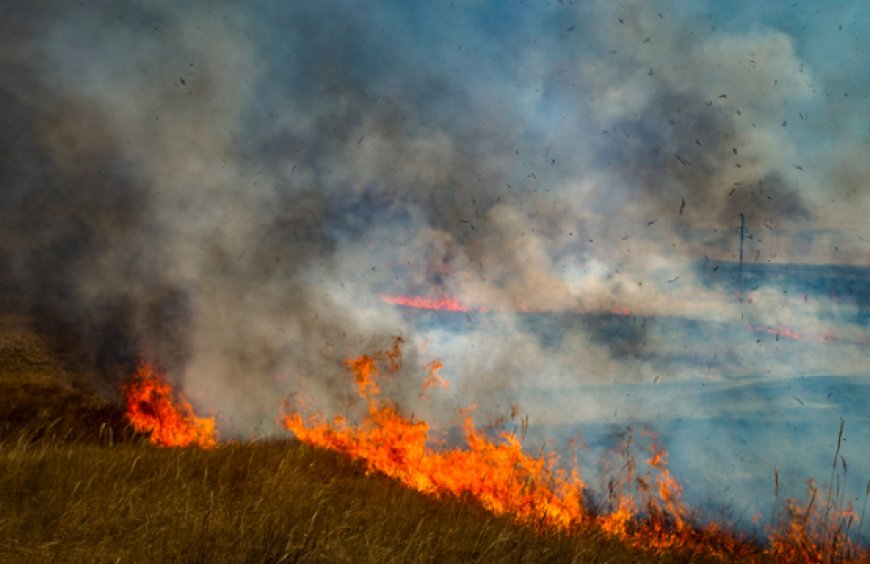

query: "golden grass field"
xmin=0 ymin=310 xmax=738 ymax=563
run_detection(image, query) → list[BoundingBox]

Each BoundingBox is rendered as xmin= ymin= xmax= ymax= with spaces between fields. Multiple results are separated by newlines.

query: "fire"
xmin=742 ymin=321 xmax=859 ymax=344
xmin=124 ymin=362 xmax=217 ymax=448
xmin=282 ymin=338 xmax=585 ymax=530
xmin=281 ymin=340 xmax=749 ymax=555
xmin=767 ymin=478 xmax=865 ymax=562
xmin=280 ymin=340 xmax=870 ymax=561
xmin=381 ymin=294 xmax=471 ymax=312
xmin=744 ymin=321 xmax=808 ymax=342
xmin=116 ymin=342 xmax=866 ymax=560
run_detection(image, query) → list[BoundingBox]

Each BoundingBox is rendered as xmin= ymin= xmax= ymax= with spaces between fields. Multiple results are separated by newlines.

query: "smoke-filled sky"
xmin=1 ymin=0 xmax=868 ymax=524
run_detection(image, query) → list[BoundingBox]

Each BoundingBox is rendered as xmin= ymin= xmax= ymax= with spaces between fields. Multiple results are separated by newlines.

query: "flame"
xmin=281 ymin=340 xmax=766 ymax=557
xmin=767 ymin=479 xmax=866 ymax=562
xmin=741 ymin=321 xmax=864 ymax=344
xmin=124 ymin=362 xmax=217 ymax=448
xmin=381 ymin=294 xmax=471 ymax=312
xmin=282 ymin=338 xmax=584 ymax=530
xmin=420 ymin=360 xmax=448 ymax=395
xmin=744 ymin=321 xmax=808 ymax=342
xmin=116 ymin=344 xmax=866 ymax=560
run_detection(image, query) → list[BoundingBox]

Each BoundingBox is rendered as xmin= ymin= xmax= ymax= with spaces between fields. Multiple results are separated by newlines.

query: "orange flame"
xmin=282 ymin=338 xmax=584 ymax=530
xmin=281 ymin=340 xmax=766 ymax=557
xmin=118 ymin=345 xmax=866 ymax=561
xmin=767 ymin=479 xmax=866 ymax=562
xmin=124 ymin=362 xmax=217 ymax=448
xmin=382 ymin=294 xmax=471 ymax=312
xmin=279 ymin=341 xmax=870 ymax=560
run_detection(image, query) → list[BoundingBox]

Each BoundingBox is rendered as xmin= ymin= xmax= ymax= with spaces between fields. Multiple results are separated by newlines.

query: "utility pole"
xmin=737 ymin=212 xmax=746 ymax=294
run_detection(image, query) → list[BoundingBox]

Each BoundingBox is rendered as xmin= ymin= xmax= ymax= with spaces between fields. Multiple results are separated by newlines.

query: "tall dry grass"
xmin=766 ymin=419 xmax=869 ymax=562
xmin=1 ymin=311 xmax=865 ymax=562
xmin=0 ymin=311 xmax=698 ymax=564
xmin=0 ymin=431 xmax=710 ymax=564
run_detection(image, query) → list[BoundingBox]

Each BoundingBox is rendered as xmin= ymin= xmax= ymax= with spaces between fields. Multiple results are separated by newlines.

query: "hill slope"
xmin=0 ymin=312 xmax=717 ymax=563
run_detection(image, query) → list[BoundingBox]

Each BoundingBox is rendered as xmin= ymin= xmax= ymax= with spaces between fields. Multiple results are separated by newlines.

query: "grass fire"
xmin=118 ymin=337 xmax=866 ymax=561
xmin=2 ymin=1 xmax=869 ymax=562
xmin=2 ymin=316 xmax=865 ymax=561
xmin=124 ymin=362 xmax=217 ymax=448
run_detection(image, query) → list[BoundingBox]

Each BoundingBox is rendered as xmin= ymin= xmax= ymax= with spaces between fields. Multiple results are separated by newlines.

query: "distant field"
xmin=0 ymin=312 xmax=715 ymax=563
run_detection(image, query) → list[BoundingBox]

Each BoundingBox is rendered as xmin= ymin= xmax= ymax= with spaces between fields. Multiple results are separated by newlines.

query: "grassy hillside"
xmin=0 ymin=312 xmax=740 ymax=563
xmin=0 ymin=312 xmax=130 ymax=444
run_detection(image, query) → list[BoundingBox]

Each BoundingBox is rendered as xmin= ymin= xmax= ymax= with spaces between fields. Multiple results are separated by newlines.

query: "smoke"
xmin=1 ymin=0 xmax=867 ymax=522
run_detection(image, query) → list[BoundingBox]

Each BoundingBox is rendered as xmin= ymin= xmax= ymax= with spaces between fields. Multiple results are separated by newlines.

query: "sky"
xmin=1 ymin=0 xmax=868 ymax=528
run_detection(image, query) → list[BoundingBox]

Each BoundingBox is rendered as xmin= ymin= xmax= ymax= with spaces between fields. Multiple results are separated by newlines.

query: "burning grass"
xmin=279 ymin=339 xmax=868 ymax=562
xmin=124 ymin=362 xmax=217 ymax=448
xmin=0 ymin=313 xmax=693 ymax=563
xmin=282 ymin=341 xmax=585 ymax=532
xmin=1 ymin=312 xmax=867 ymax=562
xmin=1 ymin=436 xmax=691 ymax=564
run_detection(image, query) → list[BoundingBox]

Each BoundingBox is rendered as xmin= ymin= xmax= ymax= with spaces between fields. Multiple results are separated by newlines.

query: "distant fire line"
xmin=381 ymin=294 xmax=472 ymax=312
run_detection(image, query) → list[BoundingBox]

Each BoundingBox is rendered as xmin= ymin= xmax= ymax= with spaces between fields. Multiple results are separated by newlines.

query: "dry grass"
xmin=0 ymin=311 xmax=722 ymax=563
xmin=0 ymin=312 xmax=129 ymax=444
xmin=2 ymin=437 xmax=713 ymax=564
xmin=0 ymin=306 xmax=864 ymax=562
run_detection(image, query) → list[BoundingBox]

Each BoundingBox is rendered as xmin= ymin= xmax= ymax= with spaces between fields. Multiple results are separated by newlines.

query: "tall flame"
xmin=282 ymin=338 xmax=584 ymax=530
xmin=117 ymin=344 xmax=866 ymax=560
xmin=124 ymin=362 xmax=217 ymax=448
xmin=280 ymin=340 xmax=765 ymax=557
